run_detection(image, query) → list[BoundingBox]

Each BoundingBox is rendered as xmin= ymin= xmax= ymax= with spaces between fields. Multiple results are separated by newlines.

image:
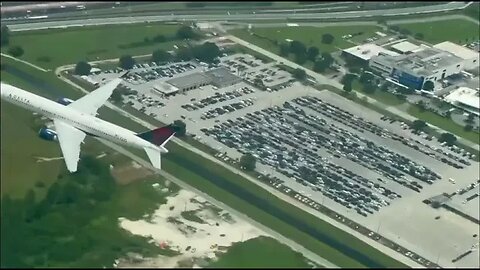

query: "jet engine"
xmin=56 ymin=97 xmax=74 ymax=105
xmin=38 ymin=128 xmax=58 ymax=141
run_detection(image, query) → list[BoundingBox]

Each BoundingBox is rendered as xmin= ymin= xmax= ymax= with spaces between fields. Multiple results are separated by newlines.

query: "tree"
xmin=192 ymin=42 xmax=221 ymax=63
xmin=464 ymin=124 xmax=473 ymax=131
xmin=321 ymin=52 xmax=334 ymax=66
xmin=176 ymin=25 xmax=197 ymax=40
xmin=176 ymin=46 xmax=193 ymax=61
xmin=289 ymin=40 xmax=306 ymax=56
xmin=341 ymin=73 xmax=357 ymax=85
xmin=411 ymin=120 xmax=427 ymax=131
xmin=292 ymin=68 xmax=307 ymax=80
xmin=359 ymin=72 xmax=374 ymax=84
xmin=151 ymin=49 xmax=172 ymax=63
xmin=306 ymin=46 xmax=319 ymax=61
xmin=414 ymin=33 xmax=424 ymax=40
xmin=118 ymin=55 xmax=135 ymax=70
xmin=7 ymin=45 xmax=24 ymax=57
xmin=172 ymin=120 xmax=186 ymax=137
xmin=279 ymin=43 xmax=290 ymax=57
xmin=313 ymin=59 xmax=329 ymax=73
xmin=438 ymin=132 xmax=457 ymax=146
xmin=240 ymin=153 xmax=256 ymax=171
xmin=294 ymin=52 xmax=307 ymax=65
xmin=321 ymin=33 xmax=334 ymax=44
xmin=343 ymin=81 xmax=353 ymax=92
xmin=465 ymin=113 xmax=475 ymax=124
xmin=423 ymin=80 xmax=434 ymax=92
xmin=74 ymin=61 xmax=92 ymax=76
xmin=1 ymin=25 xmax=10 ymax=47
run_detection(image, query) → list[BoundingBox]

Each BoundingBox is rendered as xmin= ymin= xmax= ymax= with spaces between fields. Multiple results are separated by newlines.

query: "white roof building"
xmin=444 ymin=87 xmax=480 ymax=115
xmin=434 ymin=41 xmax=480 ymax=70
xmin=343 ymin=43 xmax=399 ymax=61
xmin=153 ymin=82 xmax=179 ymax=96
xmin=390 ymin=41 xmax=421 ymax=54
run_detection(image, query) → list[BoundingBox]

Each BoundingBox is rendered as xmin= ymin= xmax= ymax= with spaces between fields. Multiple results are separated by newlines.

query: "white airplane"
xmin=0 ymin=79 xmax=176 ymax=172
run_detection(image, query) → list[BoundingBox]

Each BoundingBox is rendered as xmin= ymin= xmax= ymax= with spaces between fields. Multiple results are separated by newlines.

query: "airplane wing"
xmin=68 ymin=78 xmax=122 ymax=115
xmin=53 ymin=119 xmax=86 ymax=172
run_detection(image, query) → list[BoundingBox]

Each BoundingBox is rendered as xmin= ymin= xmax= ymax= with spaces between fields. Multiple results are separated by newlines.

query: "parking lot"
xmin=80 ymin=52 xmax=479 ymax=267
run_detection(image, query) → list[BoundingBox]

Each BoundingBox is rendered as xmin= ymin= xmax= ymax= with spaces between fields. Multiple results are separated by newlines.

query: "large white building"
xmin=433 ymin=41 xmax=479 ymax=71
xmin=369 ymin=47 xmax=465 ymax=90
xmin=342 ymin=43 xmax=399 ymax=63
xmin=444 ymin=86 xmax=480 ymax=116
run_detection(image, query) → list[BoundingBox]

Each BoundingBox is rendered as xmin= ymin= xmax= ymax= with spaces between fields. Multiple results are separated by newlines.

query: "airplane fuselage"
xmin=1 ymin=83 xmax=163 ymax=152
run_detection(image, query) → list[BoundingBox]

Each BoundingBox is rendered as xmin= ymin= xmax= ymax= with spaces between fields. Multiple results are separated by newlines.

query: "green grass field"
xmin=0 ymin=100 xmax=62 ymax=200
xmin=2 ymin=23 xmax=187 ymax=69
xmin=352 ymin=80 xmax=406 ymax=106
xmin=209 ymin=236 xmax=314 ymax=268
xmin=407 ymin=105 xmax=480 ymax=144
xmin=394 ymin=18 xmax=480 ymax=44
xmin=229 ymin=25 xmax=382 ymax=54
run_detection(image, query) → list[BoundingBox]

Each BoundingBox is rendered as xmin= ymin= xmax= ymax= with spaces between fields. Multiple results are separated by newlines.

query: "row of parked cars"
xmin=201 ymin=101 xmax=411 ymax=216
xmin=122 ymin=62 xmax=197 ymax=85
xmin=289 ymin=98 xmax=440 ymax=189
xmin=297 ymin=95 xmax=473 ymax=168
xmin=380 ymin=117 xmax=475 ymax=165
xmin=181 ymin=86 xmax=255 ymax=111
xmin=201 ymin=98 xmax=255 ymax=120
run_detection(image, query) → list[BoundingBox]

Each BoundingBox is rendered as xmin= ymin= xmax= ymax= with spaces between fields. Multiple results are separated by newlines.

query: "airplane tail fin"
xmin=144 ymin=147 xmax=162 ymax=170
xmin=136 ymin=125 xmax=176 ymax=148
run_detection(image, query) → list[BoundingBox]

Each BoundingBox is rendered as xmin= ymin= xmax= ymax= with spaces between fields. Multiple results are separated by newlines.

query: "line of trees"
xmin=278 ymin=39 xmax=335 ymax=73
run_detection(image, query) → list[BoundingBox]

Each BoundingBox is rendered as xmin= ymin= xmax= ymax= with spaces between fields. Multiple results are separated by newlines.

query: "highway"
xmin=4 ymin=2 xmax=472 ymax=32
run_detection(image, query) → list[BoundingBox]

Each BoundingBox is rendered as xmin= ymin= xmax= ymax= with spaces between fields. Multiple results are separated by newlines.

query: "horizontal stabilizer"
xmin=144 ymin=147 xmax=162 ymax=170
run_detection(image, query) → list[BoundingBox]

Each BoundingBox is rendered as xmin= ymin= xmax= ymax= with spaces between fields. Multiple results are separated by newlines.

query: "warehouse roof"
xmin=343 ymin=43 xmax=399 ymax=61
xmin=434 ymin=41 xmax=479 ymax=60
xmin=166 ymin=72 xmax=211 ymax=89
xmin=391 ymin=41 xmax=420 ymax=53
xmin=444 ymin=87 xmax=480 ymax=111
xmin=205 ymin=67 xmax=241 ymax=85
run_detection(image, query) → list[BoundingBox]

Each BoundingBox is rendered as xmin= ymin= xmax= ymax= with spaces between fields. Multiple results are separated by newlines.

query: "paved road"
xmin=225 ymin=35 xmax=480 ymax=151
xmin=223 ymin=13 xmax=478 ymax=30
xmin=1 ymin=52 xmax=50 ymax=72
xmin=4 ymin=2 xmax=472 ymax=31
